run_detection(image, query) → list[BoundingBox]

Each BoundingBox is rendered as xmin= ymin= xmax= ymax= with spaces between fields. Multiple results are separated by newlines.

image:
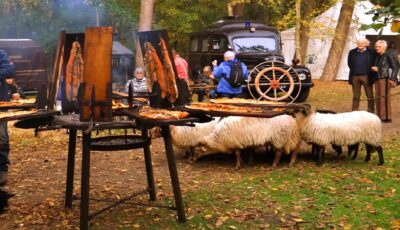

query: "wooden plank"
xmin=48 ymin=30 xmax=66 ymax=110
xmin=81 ymin=27 xmax=113 ymax=121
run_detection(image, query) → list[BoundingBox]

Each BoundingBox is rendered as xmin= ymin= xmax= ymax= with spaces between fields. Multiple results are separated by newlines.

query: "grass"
xmin=95 ymin=149 xmax=400 ymax=229
xmin=91 ymin=80 xmax=400 ymax=229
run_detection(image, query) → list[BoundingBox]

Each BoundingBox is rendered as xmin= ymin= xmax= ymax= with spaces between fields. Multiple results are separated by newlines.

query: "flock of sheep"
xmin=170 ymin=106 xmax=384 ymax=169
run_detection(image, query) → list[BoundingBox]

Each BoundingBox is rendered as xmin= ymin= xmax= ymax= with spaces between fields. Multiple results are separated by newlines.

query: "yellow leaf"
xmin=292 ymin=218 xmax=305 ymax=223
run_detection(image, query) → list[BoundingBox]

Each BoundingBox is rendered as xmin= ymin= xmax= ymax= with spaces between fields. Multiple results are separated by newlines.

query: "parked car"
xmin=188 ymin=18 xmax=313 ymax=102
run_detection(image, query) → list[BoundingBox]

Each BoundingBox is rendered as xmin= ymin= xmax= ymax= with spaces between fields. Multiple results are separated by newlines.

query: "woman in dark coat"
xmin=371 ymin=40 xmax=400 ymax=122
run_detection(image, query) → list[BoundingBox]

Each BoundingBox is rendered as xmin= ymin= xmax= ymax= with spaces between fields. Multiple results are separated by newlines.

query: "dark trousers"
xmin=375 ymin=78 xmax=391 ymax=121
xmin=0 ymin=121 xmax=9 ymax=172
xmin=351 ymin=75 xmax=374 ymax=113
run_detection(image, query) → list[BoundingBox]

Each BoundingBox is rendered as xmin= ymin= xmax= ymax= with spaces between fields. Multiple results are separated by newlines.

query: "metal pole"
xmin=80 ymin=131 xmax=91 ymax=230
xmin=142 ymin=128 xmax=156 ymax=201
xmin=161 ymin=126 xmax=186 ymax=223
xmin=65 ymin=129 xmax=77 ymax=208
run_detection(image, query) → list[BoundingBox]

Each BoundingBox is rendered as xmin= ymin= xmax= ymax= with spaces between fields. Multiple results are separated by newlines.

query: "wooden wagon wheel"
xmin=247 ymin=61 xmax=302 ymax=103
xmin=252 ymin=66 xmax=295 ymax=101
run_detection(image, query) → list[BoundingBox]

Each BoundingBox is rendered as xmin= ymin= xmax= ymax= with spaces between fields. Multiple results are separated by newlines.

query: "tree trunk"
xmin=227 ymin=2 xmax=233 ymax=16
xmin=299 ymin=0 xmax=316 ymax=65
xmin=135 ymin=0 xmax=155 ymax=68
xmin=294 ymin=0 xmax=301 ymax=63
xmin=232 ymin=3 xmax=245 ymax=16
xmin=320 ymin=0 xmax=355 ymax=81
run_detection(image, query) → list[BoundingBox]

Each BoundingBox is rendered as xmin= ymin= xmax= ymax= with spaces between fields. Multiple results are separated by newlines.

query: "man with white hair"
xmin=371 ymin=39 xmax=400 ymax=122
xmin=347 ymin=38 xmax=377 ymax=113
xmin=212 ymin=50 xmax=248 ymax=98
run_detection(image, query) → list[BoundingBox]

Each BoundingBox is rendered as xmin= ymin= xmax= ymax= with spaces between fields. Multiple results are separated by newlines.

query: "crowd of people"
xmin=348 ymin=38 xmax=399 ymax=122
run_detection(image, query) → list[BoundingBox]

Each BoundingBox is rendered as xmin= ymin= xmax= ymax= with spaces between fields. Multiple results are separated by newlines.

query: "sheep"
xmin=196 ymin=115 xmax=301 ymax=169
xmin=295 ymin=109 xmax=384 ymax=165
xmin=169 ymin=118 xmax=220 ymax=161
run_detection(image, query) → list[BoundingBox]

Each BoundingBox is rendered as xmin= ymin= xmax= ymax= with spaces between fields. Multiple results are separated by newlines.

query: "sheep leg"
xmin=183 ymin=146 xmax=194 ymax=160
xmin=376 ymin=146 xmax=384 ymax=165
xmin=234 ymin=149 xmax=242 ymax=170
xmin=272 ymin=150 xmax=282 ymax=167
xmin=247 ymin=150 xmax=254 ymax=165
xmin=316 ymin=145 xmax=325 ymax=166
xmin=348 ymin=144 xmax=354 ymax=158
xmin=289 ymin=150 xmax=297 ymax=167
xmin=265 ymin=144 xmax=273 ymax=155
xmin=311 ymin=144 xmax=317 ymax=157
xmin=332 ymin=144 xmax=342 ymax=156
xmin=365 ymin=144 xmax=372 ymax=162
xmin=351 ymin=143 xmax=359 ymax=160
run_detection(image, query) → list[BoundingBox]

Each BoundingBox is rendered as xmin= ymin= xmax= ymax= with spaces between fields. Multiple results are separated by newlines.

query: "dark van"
xmin=0 ymin=39 xmax=47 ymax=93
xmin=188 ymin=18 xmax=313 ymax=102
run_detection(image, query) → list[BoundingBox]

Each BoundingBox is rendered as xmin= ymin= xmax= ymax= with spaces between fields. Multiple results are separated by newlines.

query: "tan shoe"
xmin=0 ymin=172 xmax=7 ymax=186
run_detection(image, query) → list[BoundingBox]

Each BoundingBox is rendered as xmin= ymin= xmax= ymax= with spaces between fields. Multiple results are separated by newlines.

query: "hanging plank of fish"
xmin=66 ymin=41 xmax=83 ymax=102
xmin=159 ymin=37 xmax=178 ymax=103
xmin=146 ymin=42 xmax=168 ymax=99
xmin=144 ymin=43 xmax=157 ymax=93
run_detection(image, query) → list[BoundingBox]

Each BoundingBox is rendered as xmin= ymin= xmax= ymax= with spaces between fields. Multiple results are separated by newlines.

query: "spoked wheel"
xmin=247 ymin=61 xmax=302 ymax=103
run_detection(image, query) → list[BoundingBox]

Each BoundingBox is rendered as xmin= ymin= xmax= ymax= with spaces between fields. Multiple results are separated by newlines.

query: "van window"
xmin=190 ymin=38 xmax=199 ymax=52
xmin=212 ymin=35 xmax=228 ymax=52
xmin=201 ymin=37 xmax=209 ymax=52
xmin=232 ymin=37 xmax=277 ymax=53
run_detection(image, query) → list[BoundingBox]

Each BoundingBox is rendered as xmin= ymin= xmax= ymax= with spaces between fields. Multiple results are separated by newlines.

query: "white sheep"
xmin=295 ymin=109 xmax=384 ymax=165
xmin=169 ymin=118 xmax=220 ymax=161
xmin=196 ymin=115 xmax=301 ymax=169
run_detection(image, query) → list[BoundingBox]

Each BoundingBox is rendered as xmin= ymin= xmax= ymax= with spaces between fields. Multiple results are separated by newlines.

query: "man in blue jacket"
xmin=0 ymin=49 xmax=16 ymax=186
xmin=212 ymin=51 xmax=248 ymax=98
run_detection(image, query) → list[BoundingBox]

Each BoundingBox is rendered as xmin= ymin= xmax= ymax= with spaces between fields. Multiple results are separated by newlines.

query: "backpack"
xmin=224 ymin=61 xmax=245 ymax=88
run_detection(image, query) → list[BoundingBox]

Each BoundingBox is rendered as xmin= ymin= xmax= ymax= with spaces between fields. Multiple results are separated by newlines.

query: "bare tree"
xmin=135 ymin=0 xmax=155 ymax=67
xmin=320 ymin=0 xmax=356 ymax=81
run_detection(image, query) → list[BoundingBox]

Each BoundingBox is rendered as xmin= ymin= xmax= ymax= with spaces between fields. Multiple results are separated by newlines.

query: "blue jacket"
xmin=213 ymin=59 xmax=248 ymax=95
xmin=0 ymin=49 xmax=16 ymax=101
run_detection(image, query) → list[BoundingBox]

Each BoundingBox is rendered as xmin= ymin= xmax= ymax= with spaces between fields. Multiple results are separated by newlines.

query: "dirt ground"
xmin=0 ymin=80 xmax=399 ymax=229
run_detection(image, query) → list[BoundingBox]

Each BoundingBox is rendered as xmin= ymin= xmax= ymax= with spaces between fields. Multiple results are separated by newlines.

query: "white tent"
xmin=281 ymin=0 xmax=398 ymax=80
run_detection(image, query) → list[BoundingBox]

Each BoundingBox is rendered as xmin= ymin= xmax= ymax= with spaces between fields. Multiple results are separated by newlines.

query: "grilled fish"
xmin=146 ymin=42 xmax=167 ymax=99
xmin=66 ymin=41 xmax=83 ymax=102
xmin=159 ymin=37 xmax=178 ymax=103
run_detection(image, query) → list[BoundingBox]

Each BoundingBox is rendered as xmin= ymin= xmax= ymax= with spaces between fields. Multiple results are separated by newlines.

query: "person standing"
xmin=212 ymin=51 xmax=248 ymax=98
xmin=0 ymin=49 xmax=16 ymax=186
xmin=172 ymin=49 xmax=189 ymax=84
xmin=347 ymin=38 xmax=377 ymax=113
xmin=372 ymin=40 xmax=400 ymax=122
xmin=125 ymin=67 xmax=148 ymax=93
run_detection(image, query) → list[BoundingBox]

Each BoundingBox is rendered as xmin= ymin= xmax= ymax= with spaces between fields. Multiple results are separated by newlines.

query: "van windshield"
xmin=232 ymin=37 xmax=277 ymax=53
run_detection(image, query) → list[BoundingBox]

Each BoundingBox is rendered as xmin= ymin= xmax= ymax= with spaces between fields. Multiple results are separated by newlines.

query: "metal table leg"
xmin=161 ymin=126 xmax=186 ymax=223
xmin=142 ymin=128 xmax=156 ymax=201
xmin=65 ymin=129 xmax=77 ymax=208
xmin=80 ymin=131 xmax=91 ymax=230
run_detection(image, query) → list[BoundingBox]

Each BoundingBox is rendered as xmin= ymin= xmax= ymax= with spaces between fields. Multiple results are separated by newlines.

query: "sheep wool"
xmin=169 ymin=118 xmax=220 ymax=150
xmin=300 ymin=111 xmax=381 ymax=147
xmin=199 ymin=115 xmax=300 ymax=155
